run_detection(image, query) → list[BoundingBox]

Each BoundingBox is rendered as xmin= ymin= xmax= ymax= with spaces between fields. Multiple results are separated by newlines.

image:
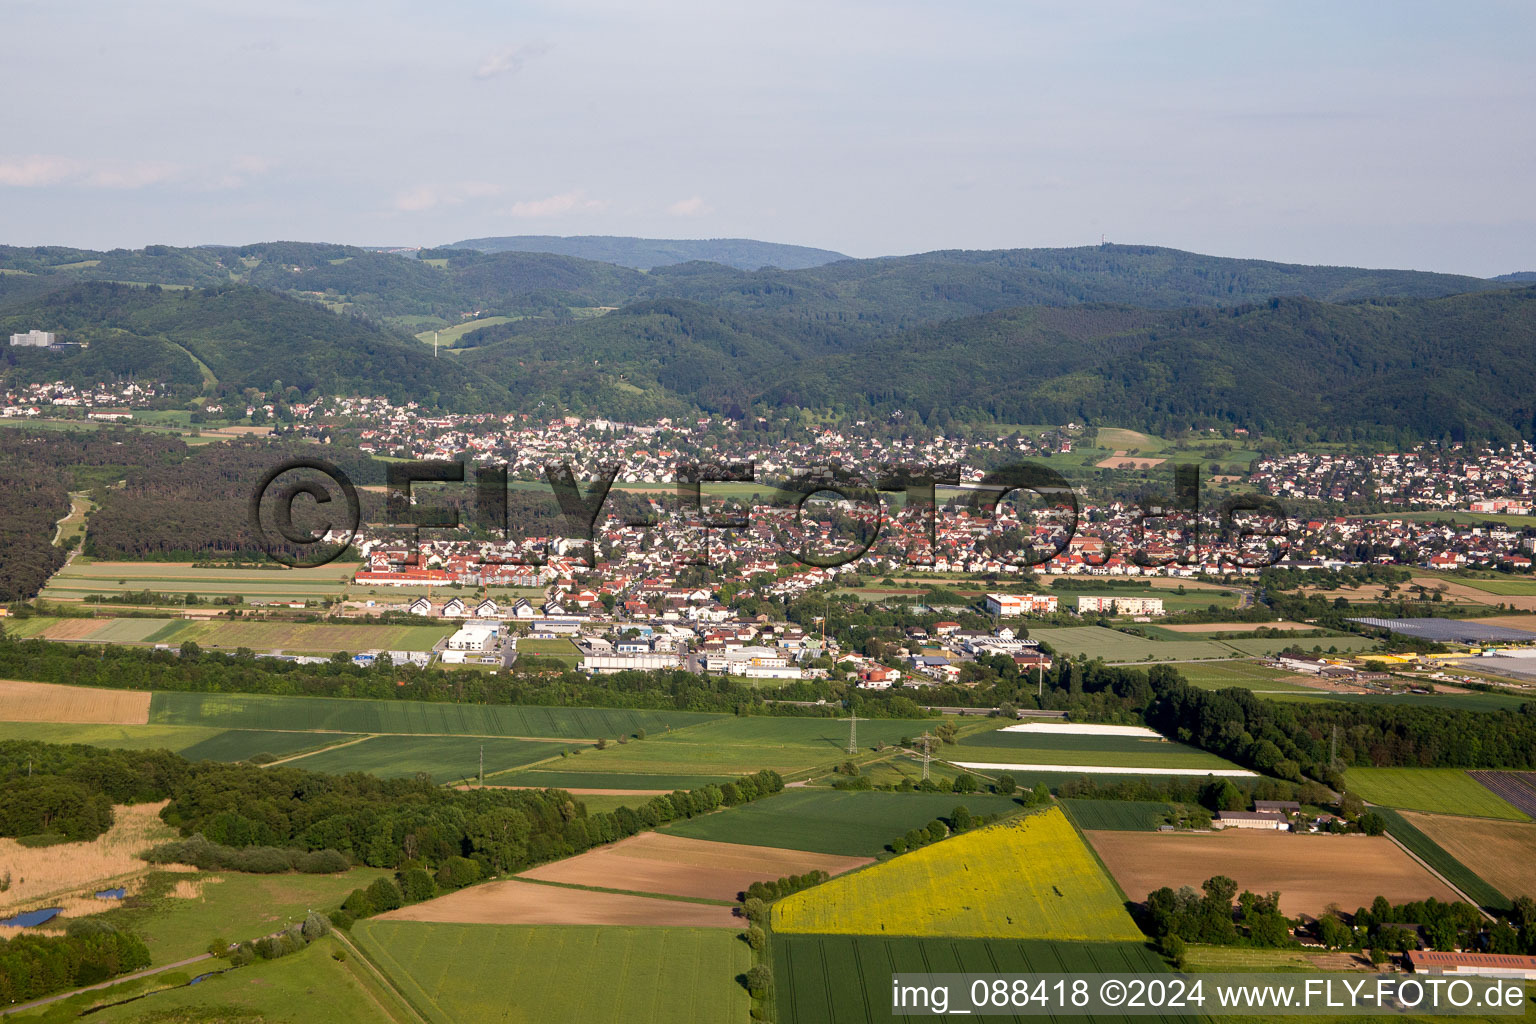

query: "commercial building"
xmin=446 ymin=623 xmax=498 ymax=651
xmin=1077 ymin=595 xmax=1165 ymax=616
xmin=582 ymin=652 xmax=684 ymax=674
xmin=984 ymin=593 xmax=1058 ymax=617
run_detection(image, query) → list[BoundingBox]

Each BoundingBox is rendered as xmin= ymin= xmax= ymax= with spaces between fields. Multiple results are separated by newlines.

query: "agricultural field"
xmin=946 ymin=722 xmax=1241 ymax=772
xmin=38 ymin=559 xmax=356 ymax=604
xmin=1469 ymin=770 xmax=1536 ymax=817
xmin=355 ymin=922 xmax=750 ymax=1024
xmin=0 ymin=678 xmax=150 ymax=724
xmin=1373 ymin=809 xmax=1511 ymax=911
xmin=1085 ymin=830 xmax=1458 ymax=917
xmin=1399 ymin=811 xmax=1536 ymax=901
xmin=1343 ymin=767 xmax=1530 ymax=821
xmin=660 ymin=789 xmax=1027 ymax=856
xmin=375 ymin=879 xmax=738 ymax=927
xmin=18 ymin=615 xmax=453 ymax=652
xmin=772 ymin=809 xmax=1142 ymax=941
xmin=514 ymin=715 xmax=947 ymax=781
xmin=494 ymin=768 xmax=735 ymax=790
xmin=1026 ymin=626 xmax=1235 ymax=663
xmin=1453 ymin=577 xmax=1536 ymax=596
xmin=1061 ymin=799 xmax=1178 ymax=831
xmin=774 ymin=936 xmax=1184 ymax=1024
xmin=150 ymin=690 xmax=721 ymax=739
xmin=0 ymin=720 xmax=226 ymax=752
xmin=175 ymin=728 xmax=363 ymax=763
xmin=1173 ymin=661 xmax=1322 ymax=693
xmin=1217 ymin=635 xmax=1379 ymax=657
xmin=517 ymin=833 xmax=872 ymax=901
xmin=281 ymin=734 xmax=568 ymax=782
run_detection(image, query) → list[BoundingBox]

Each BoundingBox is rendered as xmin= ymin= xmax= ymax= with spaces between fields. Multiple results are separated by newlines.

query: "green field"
xmin=175 ymin=728 xmax=363 ymax=762
xmin=355 ymin=922 xmax=749 ymax=1024
xmin=1175 ymin=661 xmax=1321 ymax=692
xmin=1345 ymin=767 xmax=1531 ymax=821
xmin=283 ymin=734 xmax=568 ymax=782
xmin=150 ymin=691 xmax=722 ymax=739
xmin=775 ymin=936 xmax=1185 ymax=1024
xmin=414 ymin=314 xmax=516 ymax=346
xmin=59 ymin=935 xmax=410 ymax=1024
xmin=1061 ymin=799 xmax=1178 ymax=831
xmin=517 ymin=715 xmax=949 ymax=780
xmin=660 ymin=789 xmax=1028 ymax=855
xmin=946 ymin=727 xmax=1239 ymax=771
xmin=17 ymin=615 xmax=453 ymax=652
xmin=1374 ymin=808 xmax=1511 ymax=912
xmin=517 ymin=637 xmax=582 ymax=663
xmin=1028 ymin=626 xmax=1235 ymax=662
xmin=493 ymin=768 xmax=736 ymax=790
xmin=0 ymin=721 xmax=226 ymax=751
xmin=1218 ymin=635 xmax=1379 ymax=657
xmin=1455 ymin=577 xmax=1536 ymax=595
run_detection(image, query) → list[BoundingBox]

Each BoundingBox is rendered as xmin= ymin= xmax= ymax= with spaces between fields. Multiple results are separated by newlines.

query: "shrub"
xmin=397 ymin=867 xmax=436 ymax=903
xmin=341 ymin=888 xmax=373 ymax=919
xmin=365 ymin=877 xmax=404 ymax=913
xmin=435 ymin=856 xmax=481 ymax=890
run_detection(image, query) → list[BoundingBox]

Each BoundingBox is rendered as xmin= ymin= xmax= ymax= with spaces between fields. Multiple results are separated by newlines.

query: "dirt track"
xmin=375 ymin=879 xmax=740 ymax=927
xmin=516 ymin=833 xmax=873 ymax=901
xmin=1085 ymin=829 xmax=1456 ymax=917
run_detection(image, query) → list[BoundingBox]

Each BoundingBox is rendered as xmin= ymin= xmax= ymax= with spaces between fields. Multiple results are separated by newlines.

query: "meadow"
xmin=774 ymin=936 xmax=1182 ymax=1024
xmin=493 ymin=768 xmax=735 ymax=790
xmin=281 ymin=734 xmax=568 ymax=782
xmin=1343 ymin=767 xmax=1530 ymax=821
xmin=102 ymin=867 xmax=391 ymax=964
xmin=1026 ymin=626 xmax=1235 ymax=663
xmin=150 ymin=691 xmax=721 ymax=739
xmin=772 ymin=809 xmax=1142 ymax=941
xmin=1061 ymin=799 xmax=1178 ymax=831
xmin=50 ymin=935 xmax=412 ymax=1024
xmin=516 ymin=637 xmax=583 ymax=664
xmin=354 ymin=922 xmax=750 ymax=1024
xmin=659 ymin=789 xmax=1028 ymax=856
xmin=1173 ymin=661 xmax=1321 ymax=693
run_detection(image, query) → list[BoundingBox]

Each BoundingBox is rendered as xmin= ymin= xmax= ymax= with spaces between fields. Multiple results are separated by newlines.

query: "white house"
xmin=440 ymin=597 xmax=466 ymax=617
xmin=474 ymin=598 xmax=500 ymax=619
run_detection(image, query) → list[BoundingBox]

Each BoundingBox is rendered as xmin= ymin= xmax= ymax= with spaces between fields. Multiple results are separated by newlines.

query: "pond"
xmin=95 ymin=888 xmax=126 ymax=900
xmin=1 ymin=907 xmax=62 ymax=927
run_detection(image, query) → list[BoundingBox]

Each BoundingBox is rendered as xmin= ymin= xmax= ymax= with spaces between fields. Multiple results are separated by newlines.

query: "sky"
xmin=2 ymin=0 xmax=1533 ymax=276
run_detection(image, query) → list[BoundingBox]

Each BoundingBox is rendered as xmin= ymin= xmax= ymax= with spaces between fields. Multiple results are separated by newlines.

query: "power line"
xmin=846 ymin=710 xmax=859 ymax=755
xmin=920 ymin=732 xmax=932 ymax=782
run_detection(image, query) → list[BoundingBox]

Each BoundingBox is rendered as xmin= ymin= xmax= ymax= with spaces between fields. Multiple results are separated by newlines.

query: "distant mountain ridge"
xmin=1493 ymin=271 xmax=1536 ymax=282
xmin=449 ymin=234 xmax=849 ymax=271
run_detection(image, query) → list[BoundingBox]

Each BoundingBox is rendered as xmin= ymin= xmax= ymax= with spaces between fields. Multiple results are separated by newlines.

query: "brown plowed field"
xmin=375 ymin=879 xmax=740 ymax=927
xmin=1400 ymin=811 xmax=1536 ymax=900
xmin=1085 ymin=829 xmax=1456 ymax=917
xmin=0 ymin=679 xmax=150 ymax=725
xmin=516 ymin=832 xmax=873 ymax=901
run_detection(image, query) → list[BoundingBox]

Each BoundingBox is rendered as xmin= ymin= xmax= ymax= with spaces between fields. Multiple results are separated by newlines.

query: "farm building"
xmin=1406 ymin=951 xmax=1536 ymax=980
xmin=1215 ymin=811 xmax=1289 ymax=831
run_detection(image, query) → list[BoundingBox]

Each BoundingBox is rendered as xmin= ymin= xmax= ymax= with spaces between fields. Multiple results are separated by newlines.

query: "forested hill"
xmin=0 ymin=242 xmax=1502 ymax=332
xmin=0 ymin=282 xmax=510 ymax=411
xmin=449 ymin=234 xmax=849 ymax=271
xmin=458 ymin=285 xmax=1536 ymax=442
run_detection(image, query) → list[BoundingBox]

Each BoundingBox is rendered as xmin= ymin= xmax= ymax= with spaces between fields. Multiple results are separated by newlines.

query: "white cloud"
xmin=0 ymin=155 xmax=182 ymax=189
xmin=391 ymin=181 xmax=504 ymax=212
xmin=667 ymin=195 xmax=710 ymax=216
xmin=474 ymin=44 xmax=548 ymax=80
xmin=501 ymin=189 xmax=606 ymax=218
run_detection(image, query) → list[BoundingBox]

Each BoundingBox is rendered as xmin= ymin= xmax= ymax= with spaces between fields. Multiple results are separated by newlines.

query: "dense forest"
xmin=1 ymin=240 xmax=1531 ymax=440
xmin=0 ymin=429 xmax=188 ymax=601
xmin=452 ymin=235 xmax=849 ymax=271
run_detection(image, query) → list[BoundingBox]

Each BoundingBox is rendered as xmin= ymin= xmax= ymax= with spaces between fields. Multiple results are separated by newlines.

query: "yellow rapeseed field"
xmin=771 ymin=807 xmax=1141 ymax=940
